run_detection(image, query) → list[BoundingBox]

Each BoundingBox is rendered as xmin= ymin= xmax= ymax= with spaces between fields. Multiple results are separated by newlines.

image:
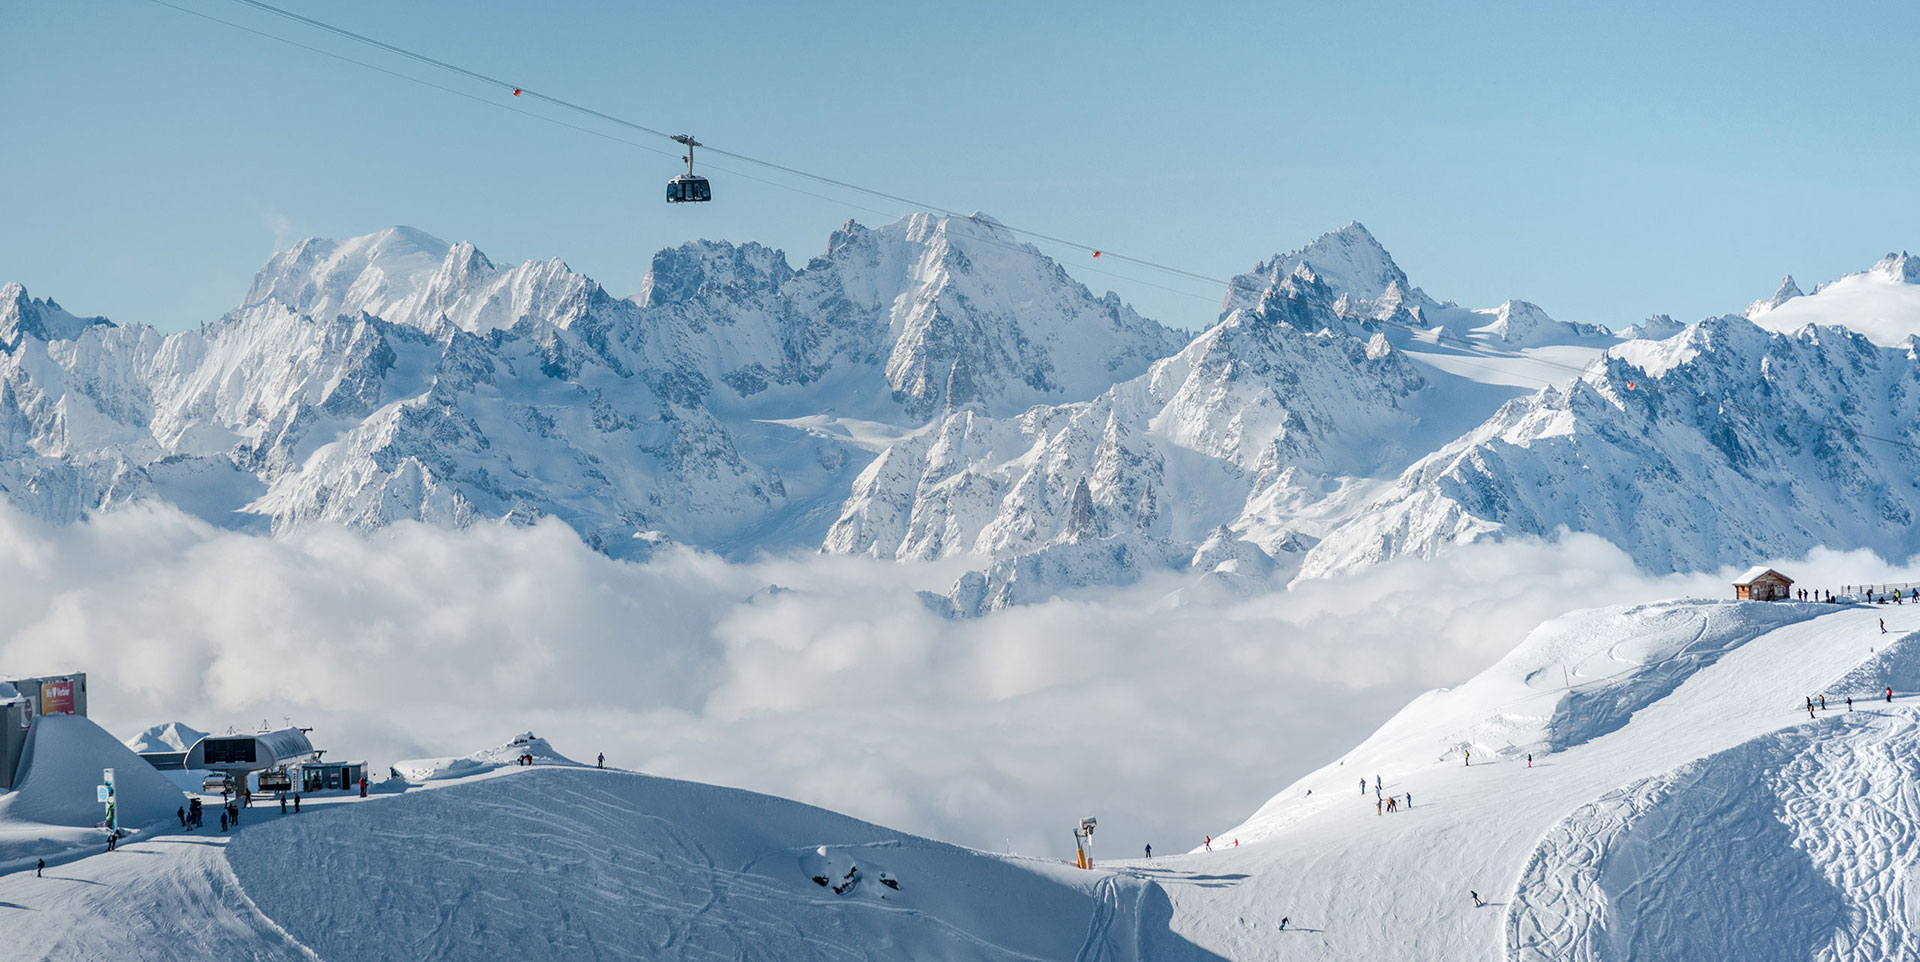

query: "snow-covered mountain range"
xmin=4 ymin=219 xmax=1917 ymax=602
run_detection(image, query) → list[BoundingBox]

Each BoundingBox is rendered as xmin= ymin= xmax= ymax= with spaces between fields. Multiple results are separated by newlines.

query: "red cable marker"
xmin=512 ymin=88 xmax=522 ymax=96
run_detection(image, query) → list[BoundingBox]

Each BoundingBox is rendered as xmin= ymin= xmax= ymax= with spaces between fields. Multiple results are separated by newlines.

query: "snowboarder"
xmin=1471 ymin=890 xmax=1484 ymax=908
xmin=597 ymin=752 xmax=605 ymax=769
xmin=36 ymin=858 xmax=43 ymax=877
xmin=1144 ymin=844 xmax=1152 ymax=858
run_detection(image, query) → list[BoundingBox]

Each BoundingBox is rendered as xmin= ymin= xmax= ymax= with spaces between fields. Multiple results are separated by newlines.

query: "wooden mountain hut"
xmin=1733 ymin=566 xmax=1793 ymax=601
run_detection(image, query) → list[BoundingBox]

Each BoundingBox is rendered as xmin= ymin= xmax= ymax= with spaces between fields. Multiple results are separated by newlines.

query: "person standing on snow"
xmin=220 ymin=812 xmax=228 ymax=832
xmin=1144 ymin=844 xmax=1152 ymax=858
xmin=1527 ymin=753 xmax=1533 ymax=768
xmin=1820 ymin=694 xmax=1827 ymax=710
xmin=293 ymin=794 xmax=301 ymax=814
xmin=597 ymin=753 xmax=605 ymax=769
xmin=1464 ymin=749 xmax=1471 ymax=766
xmin=1882 ymin=619 xmax=1888 ymax=634
xmin=1279 ymin=917 xmax=1289 ymax=931
xmin=1848 ymin=696 xmax=1854 ymax=711
xmin=280 ymin=795 xmax=287 ymax=814
xmin=1471 ymin=891 xmax=1484 ymax=907
xmin=1375 ymin=775 xmax=1382 ymax=794
xmin=1406 ymin=792 xmax=1413 ymax=809
xmin=1889 ymin=687 xmax=1895 ymax=703
xmin=1204 ymin=836 xmax=1212 ymax=852
xmin=1377 ymin=798 xmax=1383 ymax=816
xmin=1359 ymin=777 xmax=1365 ymax=794
xmin=36 ymin=858 xmax=44 ymax=877
xmin=177 ymin=806 xmax=185 ymax=827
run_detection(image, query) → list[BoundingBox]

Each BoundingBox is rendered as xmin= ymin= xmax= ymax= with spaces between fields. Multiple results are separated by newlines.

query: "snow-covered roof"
xmin=1733 ymin=565 xmax=1791 ymax=585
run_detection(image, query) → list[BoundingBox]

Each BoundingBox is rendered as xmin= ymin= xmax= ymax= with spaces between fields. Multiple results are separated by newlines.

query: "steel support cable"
xmin=150 ymin=0 xmax=1920 ymax=454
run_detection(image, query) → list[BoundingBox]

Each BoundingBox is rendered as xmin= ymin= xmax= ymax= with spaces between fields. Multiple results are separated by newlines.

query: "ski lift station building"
xmin=142 ymin=728 xmax=318 ymax=785
xmin=0 ymin=672 xmax=88 ymax=790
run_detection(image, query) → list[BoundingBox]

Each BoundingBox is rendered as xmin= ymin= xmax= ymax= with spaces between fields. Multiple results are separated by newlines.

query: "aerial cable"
xmin=208 ymin=0 xmax=1226 ymax=287
xmin=152 ymin=0 xmax=1920 ymax=456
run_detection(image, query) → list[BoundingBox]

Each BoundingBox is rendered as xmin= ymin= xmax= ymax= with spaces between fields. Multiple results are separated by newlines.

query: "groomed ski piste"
xmin=4 ymin=598 xmax=1919 ymax=960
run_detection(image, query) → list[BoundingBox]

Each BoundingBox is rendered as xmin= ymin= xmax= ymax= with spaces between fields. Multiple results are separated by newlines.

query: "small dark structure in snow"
xmin=1733 ymin=566 xmax=1793 ymax=601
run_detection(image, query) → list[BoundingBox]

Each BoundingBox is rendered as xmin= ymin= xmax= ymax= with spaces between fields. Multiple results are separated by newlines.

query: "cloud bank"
xmin=1 ymin=504 xmax=1908 ymax=858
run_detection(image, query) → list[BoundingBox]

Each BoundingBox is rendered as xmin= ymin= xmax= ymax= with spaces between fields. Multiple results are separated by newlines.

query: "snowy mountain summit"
xmin=1 ymin=220 xmax=1917 ymax=604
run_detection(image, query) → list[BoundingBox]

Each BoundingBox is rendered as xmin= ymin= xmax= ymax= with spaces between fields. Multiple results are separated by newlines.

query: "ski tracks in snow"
xmin=1508 ymin=711 xmax=1920 ymax=961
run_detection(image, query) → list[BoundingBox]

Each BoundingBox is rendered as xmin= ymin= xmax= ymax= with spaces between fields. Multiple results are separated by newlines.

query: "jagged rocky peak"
xmin=1470 ymin=299 xmax=1610 ymax=347
xmin=0 ymin=283 xmax=115 ymax=350
xmin=243 ymin=225 xmax=453 ymax=321
xmin=1744 ymin=275 xmax=1805 ymax=318
xmin=1224 ymin=222 xmax=1437 ymax=323
xmin=1871 ymin=251 xmax=1920 ymax=284
xmin=638 ymin=240 xmax=794 ymax=307
xmin=1622 ymin=313 xmax=1687 ymax=341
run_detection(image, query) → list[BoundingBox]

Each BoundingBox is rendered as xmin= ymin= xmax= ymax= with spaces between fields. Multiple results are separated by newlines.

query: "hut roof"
xmin=1733 ymin=566 xmax=1792 ymax=586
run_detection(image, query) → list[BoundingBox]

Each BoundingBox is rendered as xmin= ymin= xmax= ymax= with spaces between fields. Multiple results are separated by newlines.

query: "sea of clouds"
xmin=2 ymin=502 xmax=1912 ymax=858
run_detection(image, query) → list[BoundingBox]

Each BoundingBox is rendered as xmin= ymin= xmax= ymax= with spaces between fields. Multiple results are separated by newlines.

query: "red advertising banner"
xmin=40 ymin=679 xmax=74 ymax=715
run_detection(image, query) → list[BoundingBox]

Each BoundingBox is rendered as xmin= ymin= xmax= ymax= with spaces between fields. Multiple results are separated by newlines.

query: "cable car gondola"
xmin=667 ymin=134 xmax=711 ymax=203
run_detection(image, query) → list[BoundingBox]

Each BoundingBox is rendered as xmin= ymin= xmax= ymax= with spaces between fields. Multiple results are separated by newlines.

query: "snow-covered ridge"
xmin=1743 ymin=249 xmax=1920 ymax=346
xmin=0 ymin=214 xmax=1179 ymax=556
xmin=3 ymin=221 xmax=1918 ymax=600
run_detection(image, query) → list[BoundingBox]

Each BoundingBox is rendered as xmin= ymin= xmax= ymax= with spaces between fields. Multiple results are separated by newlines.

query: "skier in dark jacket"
xmin=1471 ymin=890 xmax=1484 ymax=907
xmin=36 ymin=858 xmax=43 ymax=877
xmin=177 ymin=806 xmax=185 ymax=827
xmin=1144 ymin=844 xmax=1152 ymax=858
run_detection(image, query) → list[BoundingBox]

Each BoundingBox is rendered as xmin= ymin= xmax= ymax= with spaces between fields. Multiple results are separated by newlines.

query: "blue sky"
xmin=4 ymin=0 xmax=1916 ymax=333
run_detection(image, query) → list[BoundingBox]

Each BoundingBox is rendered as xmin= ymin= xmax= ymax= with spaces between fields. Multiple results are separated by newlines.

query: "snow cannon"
xmin=1074 ymin=816 xmax=1098 ymax=869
